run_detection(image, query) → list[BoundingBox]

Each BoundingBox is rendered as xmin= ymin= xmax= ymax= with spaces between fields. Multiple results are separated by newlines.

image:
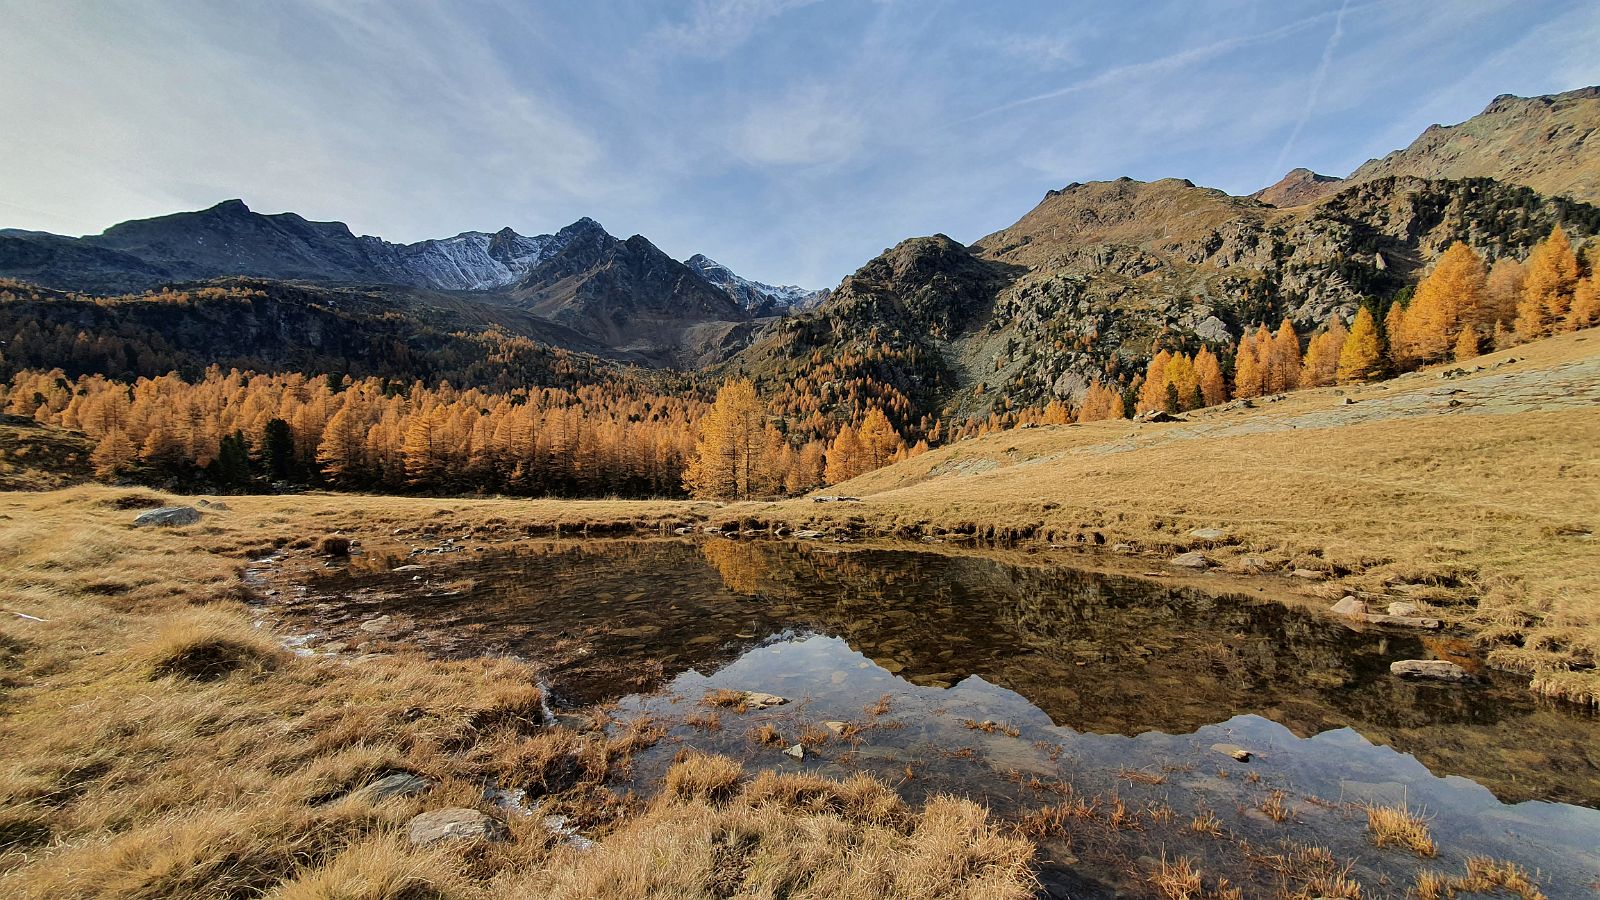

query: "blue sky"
xmin=2 ymin=1 xmax=1597 ymax=289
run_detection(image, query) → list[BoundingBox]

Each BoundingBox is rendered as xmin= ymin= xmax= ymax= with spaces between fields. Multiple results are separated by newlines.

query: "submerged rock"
xmin=132 ymin=506 xmax=201 ymax=527
xmin=1391 ymin=659 xmax=1475 ymax=683
xmin=406 ymin=808 xmax=507 ymax=846
xmin=1211 ymin=743 xmax=1254 ymax=762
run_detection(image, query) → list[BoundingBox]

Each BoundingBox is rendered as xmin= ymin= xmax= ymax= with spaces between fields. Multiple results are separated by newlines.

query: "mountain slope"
xmin=507 ymin=223 xmax=752 ymax=368
xmin=1348 ymin=87 xmax=1600 ymax=203
xmin=1254 ymin=86 xmax=1600 ymax=207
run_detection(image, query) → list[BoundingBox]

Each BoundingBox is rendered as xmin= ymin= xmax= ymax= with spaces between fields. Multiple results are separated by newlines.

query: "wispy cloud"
xmin=962 ymin=4 xmax=1374 ymax=123
xmin=1268 ymin=0 xmax=1352 ymax=181
xmin=650 ymin=0 xmax=822 ymax=59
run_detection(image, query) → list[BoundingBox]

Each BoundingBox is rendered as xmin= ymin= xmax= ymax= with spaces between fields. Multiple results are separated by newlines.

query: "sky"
xmin=2 ymin=1 xmax=1598 ymax=289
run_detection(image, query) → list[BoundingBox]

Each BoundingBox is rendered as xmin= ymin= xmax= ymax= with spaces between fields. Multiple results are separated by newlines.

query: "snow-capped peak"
xmin=684 ymin=254 xmax=826 ymax=315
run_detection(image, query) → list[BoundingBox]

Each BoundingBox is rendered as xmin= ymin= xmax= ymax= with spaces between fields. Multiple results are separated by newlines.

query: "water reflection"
xmin=301 ymin=538 xmax=1600 ymax=810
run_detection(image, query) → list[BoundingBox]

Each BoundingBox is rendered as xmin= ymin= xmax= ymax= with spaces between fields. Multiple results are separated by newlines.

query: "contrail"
xmin=1269 ymin=0 xmax=1351 ymax=181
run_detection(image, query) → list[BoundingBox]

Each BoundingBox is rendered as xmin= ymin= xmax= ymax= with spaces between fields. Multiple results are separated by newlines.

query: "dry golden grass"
xmin=1365 ymin=803 xmax=1437 ymax=857
xmin=1149 ymin=854 xmax=1202 ymax=899
xmin=0 ymin=487 xmax=1038 ymax=899
xmin=1413 ymin=856 xmax=1549 ymax=900
xmin=664 ymin=752 xmax=744 ymax=803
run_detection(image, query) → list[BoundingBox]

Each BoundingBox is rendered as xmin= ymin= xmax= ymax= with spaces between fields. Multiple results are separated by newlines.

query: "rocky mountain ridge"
xmin=1253 ymin=86 xmax=1600 ymax=208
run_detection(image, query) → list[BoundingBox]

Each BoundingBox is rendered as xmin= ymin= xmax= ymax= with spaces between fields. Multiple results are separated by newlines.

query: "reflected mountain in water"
xmin=299 ymin=538 xmax=1600 ymax=807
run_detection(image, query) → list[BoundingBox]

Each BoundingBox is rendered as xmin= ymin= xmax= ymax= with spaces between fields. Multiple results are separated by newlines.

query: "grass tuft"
xmin=146 ymin=610 xmax=286 ymax=681
xmin=1365 ymin=803 xmax=1437 ymax=857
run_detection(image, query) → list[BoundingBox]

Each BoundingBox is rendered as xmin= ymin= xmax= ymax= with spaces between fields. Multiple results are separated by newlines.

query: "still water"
xmin=294 ymin=538 xmax=1600 ymax=897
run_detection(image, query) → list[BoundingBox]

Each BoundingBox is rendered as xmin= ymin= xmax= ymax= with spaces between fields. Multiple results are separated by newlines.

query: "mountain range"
xmin=3 ymin=85 xmax=1597 ymax=428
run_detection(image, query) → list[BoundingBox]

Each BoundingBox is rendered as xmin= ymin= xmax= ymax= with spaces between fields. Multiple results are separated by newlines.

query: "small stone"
xmin=1239 ymin=555 xmax=1271 ymax=572
xmin=406 ymin=808 xmax=506 ymax=846
xmin=358 ymin=615 xmax=393 ymax=633
xmin=132 ymin=506 xmax=201 ymax=527
xmin=1170 ymin=551 xmax=1211 ymax=569
xmin=1342 ymin=397 xmax=1357 ymax=405
xmin=1111 ymin=542 xmax=1135 ymax=553
xmin=783 ymin=743 xmax=805 ymax=760
xmin=1187 ymin=528 xmax=1229 ymax=542
xmin=1387 ymin=601 xmax=1421 ymax=617
xmin=1390 ymin=659 xmax=1475 ymax=683
xmin=1291 ymin=568 xmax=1326 ymax=581
xmin=1330 ymin=596 xmax=1368 ymax=617
xmin=823 ymin=721 xmax=849 ymax=736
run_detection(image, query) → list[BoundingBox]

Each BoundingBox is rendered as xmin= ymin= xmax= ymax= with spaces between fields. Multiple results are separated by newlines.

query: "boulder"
xmin=132 ymin=506 xmax=201 ymax=527
xmin=1330 ymin=596 xmax=1368 ymax=617
xmin=406 ymin=808 xmax=507 ymax=846
xmin=1390 ymin=659 xmax=1475 ymax=683
xmin=1169 ymin=551 xmax=1211 ymax=569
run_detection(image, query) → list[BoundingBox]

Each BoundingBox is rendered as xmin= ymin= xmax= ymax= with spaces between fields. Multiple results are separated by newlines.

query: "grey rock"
xmin=1387 ymin=601 xmax=1421 ymax=617
xmin=783 ymin=743 xmax=805 ymax=760
xmin=1187 ymin=527 xmax=1230 ymax=542
xmin=132 ymin=506 xmax=201 ymax=527
xmin=1238 ymin=555 xmax=1271 ymax=572
xmin=406 ymin=807 xmax=507 ymax=846
xmin=1390 ymin=659 xmax=1475 ymax=683
xmin=354 ymin=772 xmax=432 ymax=803
xmin=1169 ymin=551 xmax=1211 ymax=569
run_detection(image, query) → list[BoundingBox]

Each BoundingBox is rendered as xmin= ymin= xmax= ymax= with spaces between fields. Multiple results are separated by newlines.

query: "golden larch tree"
xmin=1194 ymin=347 xmax=1227 ymax=407
xmin=1337 ymin=307 xmax=1384 ymax=384
xmin=1404 ymin=242 xmax=1487 ymax=362
xmin=1268 ymin=320 xmax=1302 ymax=393
xmin=1517 ymin=225 xmax=1579 ymax=339
xmin=684 ymin=378 xmax=767 ymax=500
xmin=1300 ymin=316 xmax=1348 ymax=388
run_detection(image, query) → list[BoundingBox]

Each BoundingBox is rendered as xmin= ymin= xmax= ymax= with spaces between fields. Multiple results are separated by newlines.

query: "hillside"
xmin=733 ymin=330 xmax=1600 ymax=707
xmin=727 ymin=172 xmax=1599 ymax=434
